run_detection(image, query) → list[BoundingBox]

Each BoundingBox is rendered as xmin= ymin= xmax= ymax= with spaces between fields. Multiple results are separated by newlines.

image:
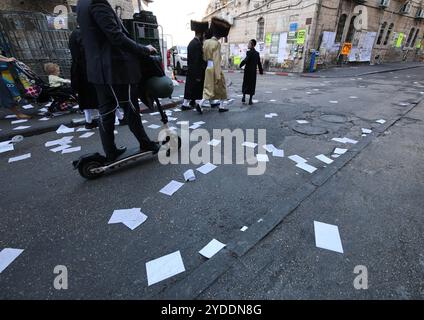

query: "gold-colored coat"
xmin=202 ymin=37 xmax=227 ymax=100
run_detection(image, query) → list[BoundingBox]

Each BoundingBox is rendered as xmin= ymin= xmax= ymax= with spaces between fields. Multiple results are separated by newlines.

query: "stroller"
xmin=138 ymin=54 xmax=174 ymax=125
xmin=9 ymin=60 xmax=77 ymax=114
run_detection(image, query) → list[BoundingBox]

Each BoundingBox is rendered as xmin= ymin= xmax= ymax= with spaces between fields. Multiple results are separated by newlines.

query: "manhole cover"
xmin=292 ymin=124 xmax=328 ymax=135
xmin=320 ymin=114 xmax=348 ymax=123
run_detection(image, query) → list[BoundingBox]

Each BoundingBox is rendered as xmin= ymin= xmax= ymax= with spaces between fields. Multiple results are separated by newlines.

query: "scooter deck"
xmin=107 ymin=147 xmax=153 ymax=164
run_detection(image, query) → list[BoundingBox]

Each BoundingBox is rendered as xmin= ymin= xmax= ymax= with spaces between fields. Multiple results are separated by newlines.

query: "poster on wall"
xmin=277 ymin=32 xmax=289 ymax=63
xmin=296 ymin=29 xmax=306 ymax=45
xmin=257 ymin=42 xmax=266 ymax=57
xmin=320 ymin=31 xmax=338 ymax=52
xmin=270 ymin=33 xmax=280 ymax=55
xmin=348 ymin=31 xmax=377 ymax=62
xmin=396 ymin=32 xmax=404 ymax=48
xmin=230 ymin=43 xmax=248 ymax=59
xmin=265 ymin=33 xmax=272 ymax=46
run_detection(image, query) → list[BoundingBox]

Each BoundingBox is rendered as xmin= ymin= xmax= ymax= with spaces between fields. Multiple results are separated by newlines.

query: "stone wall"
xmin=67 ymin=0 xmax=135 ymax=19
xmin=0 ymin=0 xmax=67 ymax=13
xmin=203 ymin=0 xmax=424 ymax=72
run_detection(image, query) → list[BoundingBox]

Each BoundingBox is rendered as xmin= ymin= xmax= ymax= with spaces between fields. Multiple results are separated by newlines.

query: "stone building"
xmin=67 ymin=0 xmax=135 ymax=19
xmin=203 ymin=0 xmax=424 ymax=72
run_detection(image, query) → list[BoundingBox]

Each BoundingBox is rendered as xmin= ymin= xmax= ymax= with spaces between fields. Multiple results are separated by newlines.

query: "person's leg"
xmin=118 ymin=84 xmax=159 ymax=152
xmin=10 ymin=105 xmax=31 ymax=119
xmin=84 ymin=109 xmax=99 ymax=129
xmin=181 ymin=99 xmax=192 ymax=111
xmin=249 ymin=95 xmax=253 ymax=105
xmin=242 ymin=94 xmax=246 ymax=103
xmin=94 ymin=84 xmax=124 ymax=159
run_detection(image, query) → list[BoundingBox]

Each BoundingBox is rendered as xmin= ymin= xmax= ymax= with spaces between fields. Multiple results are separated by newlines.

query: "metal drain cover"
xmin=292 ymin=124 xmax=328 ymax=135
xmin=320 ymin=114 xmax=348 ymax=123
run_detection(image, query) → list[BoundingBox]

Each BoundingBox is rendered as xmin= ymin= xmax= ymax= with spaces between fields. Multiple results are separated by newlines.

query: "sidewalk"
xmin=0 ymin=88 xmax=184 ymax=141
xmin=302 ymin=61 xmax=424 ymax=78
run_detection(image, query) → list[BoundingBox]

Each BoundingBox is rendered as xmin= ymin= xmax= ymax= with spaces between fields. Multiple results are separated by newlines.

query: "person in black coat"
xmin=69 ymin=27 xmax=99 ymax=129
xmin=77 ymin=0 xmax=159 ymax=161
xmin=181 ymin=20 xmax=209 ymax=112
xmin=239 ymin=39 xmax=263 ymax=105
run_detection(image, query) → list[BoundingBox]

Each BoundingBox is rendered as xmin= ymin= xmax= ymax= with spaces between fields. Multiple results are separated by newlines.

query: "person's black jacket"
xmin=69 ymin=28 xmax=98 ymax=110
xmin=240 ymin=48 xmax=263 ymax=95
xmin=184 ymin=37 xmax=206 ymax=100
xmin=76 ymin=0 xmax=151 ymax=85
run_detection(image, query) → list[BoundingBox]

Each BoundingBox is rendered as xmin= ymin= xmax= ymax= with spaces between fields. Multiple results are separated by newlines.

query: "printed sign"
xmin=296 ymin=29 xmax=306 ymax=45
xmin=290 ymin=23 xmax=298 ymax=32
xmin=341 ymin=42 xmax=352 ymax=55
xmin=396 ymin=33 xmax=404 ymax=48
xmin=265 ymin=33 xmax=272 ymax=46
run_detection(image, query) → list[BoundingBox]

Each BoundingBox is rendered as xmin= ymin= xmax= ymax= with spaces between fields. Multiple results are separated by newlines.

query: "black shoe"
xmin=141 ymin=142 xmax=160 ymax=154
xmin=248 ymin=100 xmax=253 ymax=105
xmin=118 ymin=117 xmax=128 ymax=126
xmin=85 ymin=119 xmax=99 ymax=129
xmin=195 ymin=104 xmax=203 ymax=114
xmin=242 ymin=97 xmax=246 ymax=103
xmin=218 ymin=107 xmax=229 ymax=113
xmin=106 ymin=146 xmax=127 ymax=162
xmin=181 ymin=105 xmax=192 ymax=111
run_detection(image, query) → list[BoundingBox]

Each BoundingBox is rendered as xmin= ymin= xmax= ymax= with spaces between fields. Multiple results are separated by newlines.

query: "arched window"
xmin=257 ymin=17 xmax=264 ymax=41
xmin=411 ymin=29 xmax=420 ymax=47
xmin=335 ymin=14 xmax=347 ymax=43
xmin=406 ymin=27 xmax=415 ymax=47
xmin=383 ymin=23 xmax=394 ymax=45
xmin=376 ymin=22 xmax=387 ymax=45
xmin=346 ymin=16 xmax=357 ymax=42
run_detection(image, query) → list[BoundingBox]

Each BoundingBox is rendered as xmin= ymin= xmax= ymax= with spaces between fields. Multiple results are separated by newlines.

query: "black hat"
xmin=210 ymin=17 xmax=231 ymax=38
xmin=191 ymin=20 xmax=209 ymax=33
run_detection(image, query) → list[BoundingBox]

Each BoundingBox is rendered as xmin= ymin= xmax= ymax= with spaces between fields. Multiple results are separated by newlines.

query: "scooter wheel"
xmin=78 ymin=160 xmax=104 ymax=180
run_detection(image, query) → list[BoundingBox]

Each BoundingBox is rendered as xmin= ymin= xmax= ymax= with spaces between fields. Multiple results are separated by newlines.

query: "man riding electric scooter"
xmin=77 ymin=0 xmax=160 ymax=162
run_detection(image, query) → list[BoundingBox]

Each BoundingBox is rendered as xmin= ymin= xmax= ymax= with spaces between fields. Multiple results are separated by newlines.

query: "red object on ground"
xmin=167 ymin=50 xmax=171 ymax=67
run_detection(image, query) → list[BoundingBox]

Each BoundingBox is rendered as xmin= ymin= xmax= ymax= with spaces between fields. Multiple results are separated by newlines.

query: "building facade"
xmin=204 ymin=0 xmax=424 ymax=72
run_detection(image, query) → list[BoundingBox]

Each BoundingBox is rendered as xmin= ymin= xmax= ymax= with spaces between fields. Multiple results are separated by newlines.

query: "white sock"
xmin=84 ymin=109 xmax=93 ymax=123
xmin=115 ymin=108 xmax=124 ymax=120
xmin=182 ymin=99 xmax=190 ymax=107
xmin=219 ymin=100 xmax=224 ymax=109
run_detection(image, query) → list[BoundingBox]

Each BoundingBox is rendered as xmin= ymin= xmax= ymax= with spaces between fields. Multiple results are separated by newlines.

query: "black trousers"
xmin=95 ymin=84 xmax=152 ymax=156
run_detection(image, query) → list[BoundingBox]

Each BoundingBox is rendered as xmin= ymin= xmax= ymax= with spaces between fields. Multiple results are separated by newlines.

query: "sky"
xmin=140 ymin=0 xmax=210 ymax=48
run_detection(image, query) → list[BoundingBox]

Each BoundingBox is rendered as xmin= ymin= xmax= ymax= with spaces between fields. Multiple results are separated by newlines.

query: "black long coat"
xmin=77 ymin=0 xmax=151 ymax=85
xmin=69 ymin=29 xmax=98 ymax=110
xmin=240 ymin=48 xmax=263 ymax=95
xmin=184 ymin=37 xmax=206 ymax=100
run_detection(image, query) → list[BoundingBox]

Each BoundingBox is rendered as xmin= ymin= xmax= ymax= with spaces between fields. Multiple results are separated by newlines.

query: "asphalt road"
xmin=1 ymin=66 xmax=423 ymax=299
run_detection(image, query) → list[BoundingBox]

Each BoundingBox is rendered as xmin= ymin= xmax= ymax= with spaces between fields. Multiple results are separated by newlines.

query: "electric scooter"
xmin=73 ymin=55 xmax=181 ymax=180
xmin=73 ymin=97 xmax=181 ymax=180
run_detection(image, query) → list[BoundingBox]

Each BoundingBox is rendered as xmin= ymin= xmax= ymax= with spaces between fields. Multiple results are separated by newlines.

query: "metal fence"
xmin=0 ymin=11 xmax=76 ymax=82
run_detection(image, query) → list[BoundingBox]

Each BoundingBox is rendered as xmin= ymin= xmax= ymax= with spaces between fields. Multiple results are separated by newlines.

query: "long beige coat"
xmin=202 ymin=37 xmax=227 ymax=100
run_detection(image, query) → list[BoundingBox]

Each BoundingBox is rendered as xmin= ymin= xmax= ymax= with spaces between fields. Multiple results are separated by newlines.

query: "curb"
xmin=300 ymin=64 xmax=424 ymax=78
xmin=224 ymin=70 xmax=294 ymax=76
xmin=155 ymin=97 xmax=424 ymax=300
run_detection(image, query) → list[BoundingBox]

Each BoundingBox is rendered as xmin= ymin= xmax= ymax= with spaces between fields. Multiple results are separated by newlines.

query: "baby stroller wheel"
xmin=78 ymin=160 xmax=105 ymax=180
